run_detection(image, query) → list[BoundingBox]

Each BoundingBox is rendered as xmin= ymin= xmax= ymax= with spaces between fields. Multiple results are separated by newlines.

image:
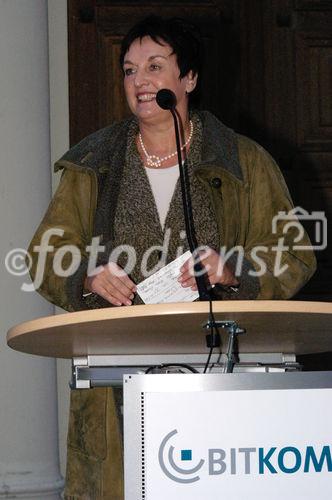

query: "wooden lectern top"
xmin=6 ymin=301 xmax=332 ymax=359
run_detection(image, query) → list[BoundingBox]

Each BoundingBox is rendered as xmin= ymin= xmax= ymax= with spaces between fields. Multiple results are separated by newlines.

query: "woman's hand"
xmin=178 ymin=247 xmax=239 ymax=291
xmin=84 ymin=262 xmax=136 ymax=306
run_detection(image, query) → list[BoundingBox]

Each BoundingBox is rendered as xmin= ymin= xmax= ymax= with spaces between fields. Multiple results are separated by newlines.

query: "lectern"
xmin=7 ymin=301 xmax=332 ymax=499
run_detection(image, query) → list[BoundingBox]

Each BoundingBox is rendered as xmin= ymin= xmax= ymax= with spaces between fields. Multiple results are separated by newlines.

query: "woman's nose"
xmin=134 ymin=68 xmax=149 ymax=87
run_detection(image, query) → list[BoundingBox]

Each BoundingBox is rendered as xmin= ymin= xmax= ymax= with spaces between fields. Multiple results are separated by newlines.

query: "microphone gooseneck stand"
xmin=155 ymin=89 xmax=221 ymax=370
xmin=155 ymin=89 xmax=211 ymax=301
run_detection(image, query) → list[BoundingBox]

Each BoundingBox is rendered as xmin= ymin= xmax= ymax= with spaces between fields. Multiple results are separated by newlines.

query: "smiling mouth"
xmin=137 ymin=93 xmax=156 ymax=102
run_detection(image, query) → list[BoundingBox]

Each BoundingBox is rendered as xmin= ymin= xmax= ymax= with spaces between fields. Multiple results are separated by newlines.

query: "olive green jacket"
xmin=27 ymin=112 xmax=316 ymax=499
xmin=28 ymin=112 xmax=316 ymax=308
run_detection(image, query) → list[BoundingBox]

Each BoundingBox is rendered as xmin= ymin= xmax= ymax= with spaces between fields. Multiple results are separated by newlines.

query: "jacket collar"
xmin=56 ymin=111 xmax=243 ymax=182
xmin=196 ymin=110 xmax=243 ymax=181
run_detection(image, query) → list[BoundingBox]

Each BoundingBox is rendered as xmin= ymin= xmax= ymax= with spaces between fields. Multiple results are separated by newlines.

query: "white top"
xmin=145 ymin=164 xmax=179 ymax=228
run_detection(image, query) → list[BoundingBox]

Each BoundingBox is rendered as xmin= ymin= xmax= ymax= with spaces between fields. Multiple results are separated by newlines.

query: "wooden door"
xmin=238 ymin=0 xmax=332 ymax=300
xmin=68 ymin=0 xmax=229 ymax=144
xmin=68 ymin=0 xmax=332 ymax=301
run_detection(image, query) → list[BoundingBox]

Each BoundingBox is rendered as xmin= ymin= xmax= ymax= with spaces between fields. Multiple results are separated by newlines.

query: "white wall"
xmin=0 ymin=0 xmax=63 ymax=497
xmin=47 ymin=0 xmax=71 ymax=479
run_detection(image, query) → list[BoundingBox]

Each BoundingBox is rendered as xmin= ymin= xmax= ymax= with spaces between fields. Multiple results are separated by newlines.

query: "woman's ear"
xmin=185 ymin=71 xmax=198 ymax=93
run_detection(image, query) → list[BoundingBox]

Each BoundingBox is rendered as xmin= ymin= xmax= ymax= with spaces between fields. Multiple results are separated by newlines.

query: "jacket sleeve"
xmin=242 ymin=141 xmax=316 ymax=299
xmin=27 ymin=167 xmax=97 ymax=311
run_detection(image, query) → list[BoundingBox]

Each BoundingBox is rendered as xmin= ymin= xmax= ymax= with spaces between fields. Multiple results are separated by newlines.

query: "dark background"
xmin=67 ymin=0 xmax=332 ymax=303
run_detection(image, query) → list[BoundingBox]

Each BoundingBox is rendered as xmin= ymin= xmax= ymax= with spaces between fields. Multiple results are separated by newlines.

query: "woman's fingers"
xmin=106 ymin=263 xmax=136 ymax=291
xmin=178 ymin=250 xmax=213 ymax=287
xmin=104 ymin=286 xmax=134 ymax=306
xmin=178 ymin=248 xmax=238 ymax=288
xmin=85 ymin=262 xmax=136 ymax=306
xmin=178 ymin=255 xmax=200 ymax=284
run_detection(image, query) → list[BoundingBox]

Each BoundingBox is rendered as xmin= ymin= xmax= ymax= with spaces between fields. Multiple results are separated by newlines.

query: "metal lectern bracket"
xmin=224 ymin=322 xmax=246 ymax=374
xmin=70 ymin=357 xmax=90 ymax=389
xmin=203 ymin=320 xmax=246 ymax=374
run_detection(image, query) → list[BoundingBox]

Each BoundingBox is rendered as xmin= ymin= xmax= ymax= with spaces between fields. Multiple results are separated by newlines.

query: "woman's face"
xmin=123 ymin=36 xmax=196 ymax=124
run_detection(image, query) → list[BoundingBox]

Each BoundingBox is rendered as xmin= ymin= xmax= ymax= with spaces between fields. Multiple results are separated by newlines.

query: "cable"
xmin=203 ymin=299 xmax=221 ymax=373
xmin=203 ymin=346 xmax=214 ymax=373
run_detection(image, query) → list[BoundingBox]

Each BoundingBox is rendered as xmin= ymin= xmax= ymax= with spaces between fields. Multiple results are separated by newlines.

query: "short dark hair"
xmin=119 ymin=15 xmax=203 ymax=79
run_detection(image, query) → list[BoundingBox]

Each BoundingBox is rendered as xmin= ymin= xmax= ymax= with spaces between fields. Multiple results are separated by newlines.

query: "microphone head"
xmin=156 ymin=89 xmax=177 ymax=110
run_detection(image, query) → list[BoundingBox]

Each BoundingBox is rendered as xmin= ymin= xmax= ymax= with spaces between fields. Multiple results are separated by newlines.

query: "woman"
xmin=28 ymin=15 xmax=315 ymax=500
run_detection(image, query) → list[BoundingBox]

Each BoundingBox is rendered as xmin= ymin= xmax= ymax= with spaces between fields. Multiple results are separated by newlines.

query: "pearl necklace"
xmin=138 ymin=120 xmax=194 ymax=168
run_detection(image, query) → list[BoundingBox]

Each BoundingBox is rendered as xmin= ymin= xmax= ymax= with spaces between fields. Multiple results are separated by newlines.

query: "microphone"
xmin=156 ymin=89 xmax=176 ymax=110
xmin=156 ymin=89 xmax=212 ymax=302
xmin=156 ymin=90 xmax=220 ymax=361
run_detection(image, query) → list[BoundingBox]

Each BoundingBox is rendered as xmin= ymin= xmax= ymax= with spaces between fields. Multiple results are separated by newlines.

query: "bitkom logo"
xmin=158 ymin=429 xmax=332 ymax=483
xmin=158 ymin=429 xmax=205 ymax=483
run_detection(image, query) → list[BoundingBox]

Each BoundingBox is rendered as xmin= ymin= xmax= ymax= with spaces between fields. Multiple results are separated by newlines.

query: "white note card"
xmin=136 ymin=251 xmax=199 ymax=304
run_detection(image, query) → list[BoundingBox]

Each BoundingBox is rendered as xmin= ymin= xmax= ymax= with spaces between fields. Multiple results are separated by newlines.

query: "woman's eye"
xmin=124 ymin=68 xmax=135 ymax=76
xmin=150 ymin=64 xmax=161 ymax=71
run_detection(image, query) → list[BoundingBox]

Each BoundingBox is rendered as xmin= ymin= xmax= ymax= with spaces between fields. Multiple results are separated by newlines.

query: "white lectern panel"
xmin=124 ymin=373 xmax=332 ymax=500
